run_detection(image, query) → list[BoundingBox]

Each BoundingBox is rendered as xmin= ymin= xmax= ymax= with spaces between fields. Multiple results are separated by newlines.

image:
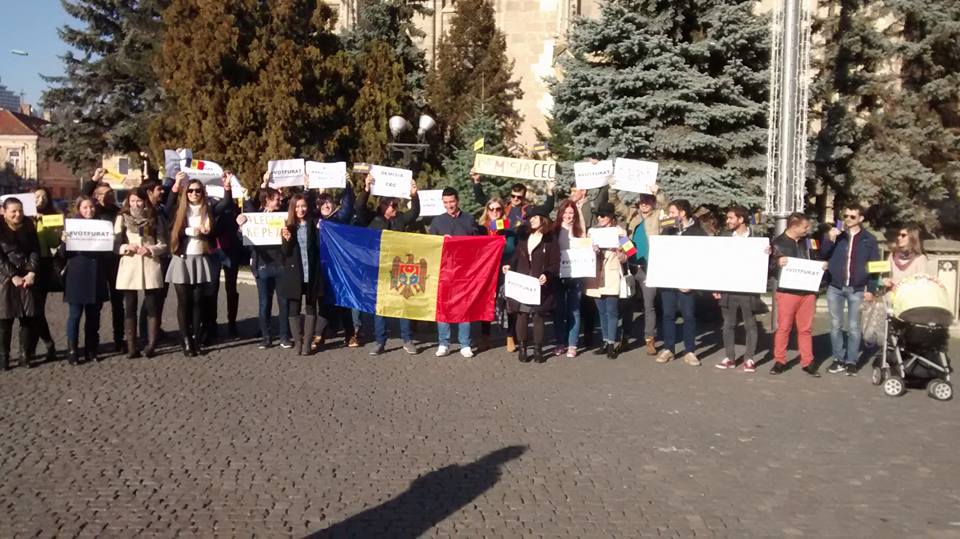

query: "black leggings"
xmin=515 ymin=312 xmax=545 ymax=345
xmin=0 ymin=317 xmax=35 ymax=357
xmin=34 ymin=290 xmax=53 ymax=345
xmin=174 ymin=284 xmax=204 ymax=339
xmin=123 ymin=290 xmax=160 ymax=321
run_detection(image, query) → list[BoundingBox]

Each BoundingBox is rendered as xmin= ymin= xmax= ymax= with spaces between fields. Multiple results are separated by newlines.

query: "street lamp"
xmin=387 ymin=114 xmax=436 ymax=166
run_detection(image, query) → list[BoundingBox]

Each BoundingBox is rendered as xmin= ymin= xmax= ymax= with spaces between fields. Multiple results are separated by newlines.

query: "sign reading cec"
xmin=473 ymin=154 xmax=556 ymax=182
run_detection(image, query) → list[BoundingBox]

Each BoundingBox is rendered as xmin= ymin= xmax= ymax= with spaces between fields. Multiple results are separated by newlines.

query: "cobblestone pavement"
xmin=1 ymin=284 xmax=959 ymax=538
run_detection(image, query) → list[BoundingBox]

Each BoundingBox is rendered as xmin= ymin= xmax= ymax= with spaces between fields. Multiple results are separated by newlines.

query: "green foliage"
xmin=442 ymin=108 xmax=508 ymax=215
xmin=150 ymin=0 xmax=354 ymax=189
xmin=535 ymin=117 xmax=575 ymax=190
xmin=426 ymin=0 xmax=522 ymax=144
xmin=552 ymin=0 xmax=770 ymax=207
xmin=349 ymin=41 xmax=407 ymax=164
xmin=41 ymin=0 xmax=166 ymax=173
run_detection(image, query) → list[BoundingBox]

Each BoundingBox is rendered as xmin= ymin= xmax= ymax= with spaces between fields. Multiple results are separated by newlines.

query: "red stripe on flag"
xmin=435 ymin=235 xmax=505 ymax=323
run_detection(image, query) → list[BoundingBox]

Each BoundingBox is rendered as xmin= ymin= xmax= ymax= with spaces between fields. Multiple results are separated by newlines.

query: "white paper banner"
xmin=64 ymin=218 xmax=115 ymax=252
xmin=418 ymin=190 xmax=445 ymax=217
xmin=0 ymin=193 xmax=37 ymax=217
xmin=370 ymin=165 xmax=413 ymax=199
xmin=574 ymin=160 xmax=613 ymax=190
xmin=181 ymin=159 xmax=223 ymax=184
xmin=205 ymin=185 xmax=225 ymax=199
xmin=473 ymin=154 xmax=556 ymax=181
xmin=560 ymin=249 xmax=597 ymax=278
xmin=589 ymin=227 xmax=621 ymax=249
xmin=241 ymin=212 xmax=286 ymax=246
xmin=306 ymin=161 xmax=347 ymax=190
xmin=645 ymin=236 xmax=769 ymax=293
xmin=505 ymin=270 xmax=541 ymax=305
xmin=268 ymin=159 xmax=306 ymax=188
xmin=778 ymin=257 xmax=824 ymax=292
xmin=612 ymin=158 xmax=658 ymax=194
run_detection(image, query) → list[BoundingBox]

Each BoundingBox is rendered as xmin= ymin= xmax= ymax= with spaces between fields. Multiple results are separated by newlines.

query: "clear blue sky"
xmin=0 ymin=0 xmax=75 ymax=107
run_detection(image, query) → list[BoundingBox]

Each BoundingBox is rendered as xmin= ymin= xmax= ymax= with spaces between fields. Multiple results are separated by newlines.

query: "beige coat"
xmin=114 ymin=216 xmax=168 ymax=290
xmin=585 ymin=227 xmax=627 ymax=297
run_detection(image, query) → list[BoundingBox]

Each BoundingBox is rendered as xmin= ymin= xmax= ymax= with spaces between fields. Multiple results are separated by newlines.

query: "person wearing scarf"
xmin=884 ymin=224 xmax=930 ymax=289
xmin=115 ymin=187 xmax=169 ymax=358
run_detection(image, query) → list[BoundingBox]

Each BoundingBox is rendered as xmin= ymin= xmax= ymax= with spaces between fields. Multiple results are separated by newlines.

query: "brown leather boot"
xmin=506 ymin=336 xmax=517 ymax=353
xmin=125 ymin=318 xmax=141 ymax=359
xmin=645 ymin=337 xmax=657 ymax=356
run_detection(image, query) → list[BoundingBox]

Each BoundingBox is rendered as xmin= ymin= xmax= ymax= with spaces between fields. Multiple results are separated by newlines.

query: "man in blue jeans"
xmin=821 ymin=203 xmax=881 ymax=376
xmin=429 ymin=187 xmax=481 ymax=358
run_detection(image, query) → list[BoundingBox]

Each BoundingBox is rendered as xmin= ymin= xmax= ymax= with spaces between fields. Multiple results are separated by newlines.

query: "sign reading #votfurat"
xmin=473 ymin=154 xmax=556 ymax=181
xmin=267 ymin=159 xmax=306 ymax=188
xmin=64 ymin=218 xmax=115 ymax=251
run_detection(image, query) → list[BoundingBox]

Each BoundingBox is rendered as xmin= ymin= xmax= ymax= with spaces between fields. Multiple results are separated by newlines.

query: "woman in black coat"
xmin=502 ymin=207 xmax=560 ymax=364
xmin=279 ymin=194 xmax=325 ymax=355
xmin=61 ymin=196 xmax=111 ymax=364
xmin=0 ymin=197 xmax=40 ymax=370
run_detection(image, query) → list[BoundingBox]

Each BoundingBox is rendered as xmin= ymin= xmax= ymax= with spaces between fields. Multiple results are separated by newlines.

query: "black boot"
xmin=0 ymin=322 xmax=10 ymax=370
xmin=0 ymin=352 xmax=8 ymax=371
xmin=607 ymin=342 xmax=619 ymax=360
xmin=518 ymin=342 xmax=530 ymax=363
xmin=85 ymin=335 xmax=101 ymax=362
xmin=125 ymin=318 xmax=141 ymax=359
xmin=227 ymin=291 xmax=239 ymax=337
xmin=19 ymin=323 xmax=36 ymax=368
xmin=303 ymin=315 xmax=316 ymax=356
xmin=594 ymin=342 xmax=607 ymax=355
xmin=43 ymin=340 xmax=57 ymax=362
xmin=191 ymin=333 xmax=204 ymax=356
xmin=533 ymin=345 xmax=546 ymax=364
xmin=143 ymin=317 xmax=160 ymax=358
xmin=181 ymin=336 xmax=195 ymax=357
xmin=67 ymin=341 xmax=81 ymax=365
xmin=289 ymin=316 xmax=304 ymax=355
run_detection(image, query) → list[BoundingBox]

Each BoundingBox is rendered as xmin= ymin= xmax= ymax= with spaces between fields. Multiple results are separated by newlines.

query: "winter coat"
xmin=507 ymin=232 xmax=560 ymax=313
xmin=278 ymin=219 xmax=324 ymax=302
xmin=770 ymin=232 xmax=820 ymax=296
xmin=114 ymin=215 xmax=169 ymax=290
xmin=821 ymin=228 xmax=881 ymax=292
xmin=585 ymin=249 xmax=627 ymax=299
xmin=356 ymin=191 xmax=421 ymax=231
xmin=61 ymin=226 xmax=111 ymax=305
xmin=0 ymin=222 xmax=40 ymax=319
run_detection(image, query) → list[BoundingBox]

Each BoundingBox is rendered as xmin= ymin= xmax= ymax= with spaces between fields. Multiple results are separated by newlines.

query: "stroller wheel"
xmin=883 ymin=376 xmax=906 ymax=397
xmin=871 ymin=367 xmax=884 ymax=386
xmin=926 ymin=380 xmax=953 ymax=402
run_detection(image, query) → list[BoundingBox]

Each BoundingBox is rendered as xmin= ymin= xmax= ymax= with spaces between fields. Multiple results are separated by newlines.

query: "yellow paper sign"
xmin=41 ymin=214 xmax=64 ymax=227
xmin=104 ymin=169 xmax=125 ymax=182
xmin=867 ymin=261 xmax=891 ymax=273
xmin=473 ymin=138 xmax=485 ymax=151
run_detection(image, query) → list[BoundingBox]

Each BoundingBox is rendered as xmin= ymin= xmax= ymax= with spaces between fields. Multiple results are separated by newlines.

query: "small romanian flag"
xmin=660 ymin=216 xmax=677 ymax=229
xmin=189 ymin=160 xmax=206 ymax=170
xmin=353 ymin=163 xmax=371 ymax=174
xmin=533 ymin=141 xmax=549 ymax=154
xmin=473 ymin=138 xmax=485 ymax=151
xmin=807 ymin=238 xmax=819 ymax=250
xmin=619 ymin=237 xmax=637 ymax=257
xmin=488 ymin=218 xmax=510 ymax=231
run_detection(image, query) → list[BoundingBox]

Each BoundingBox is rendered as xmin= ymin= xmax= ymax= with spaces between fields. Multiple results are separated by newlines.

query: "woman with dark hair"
xmin=554 ymin=198 xmax=587 ymax=358
xmin=0 ymin=197 xmax=40 ymax=370
xmin=884 ymin=224 xmax=930 ymax=288
xmin=31 ymin=186 xmax=63 ymax=362
xmin=502 ymin=207 xmax=560 ymax=364
xmin=165 ymin=173 xmax=218 ymax=356
xmin=61 ymin=196 xmax=110 ymax=364
xmin=312 ymin=182 xmax=355 ymax=350
xmin=585 ymin=203 xmax=628 ymax=359
xmin=115 ymin=187 xmax=168 ymax=358
xmin=279 ymin=193 xmax=325 ymax=355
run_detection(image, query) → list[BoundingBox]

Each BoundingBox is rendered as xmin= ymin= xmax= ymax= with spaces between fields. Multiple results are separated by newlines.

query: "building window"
xmin=117 ymin=157 xmax=129 ymax=175
xmin=6 ymin=149 xmax=20 ymax=170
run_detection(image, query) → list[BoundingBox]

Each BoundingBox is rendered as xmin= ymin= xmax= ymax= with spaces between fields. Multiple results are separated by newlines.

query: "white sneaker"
xmin=460 ymin=346 xmax=474 ymax=358
xmin=435 ymin=345 xmax=449 ymax=357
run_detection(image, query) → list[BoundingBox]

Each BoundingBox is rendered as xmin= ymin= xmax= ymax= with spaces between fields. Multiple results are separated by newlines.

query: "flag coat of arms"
xmin=319 ymin=222 xmax=505 ymax=322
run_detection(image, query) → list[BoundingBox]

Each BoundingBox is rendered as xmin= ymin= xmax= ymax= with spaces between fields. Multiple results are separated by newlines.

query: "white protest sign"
xmin=181 ymin=159 xmax=223 ymax=184
xmin=589 ymin=227 xmax=621 ymax=249
xmin=645 ymin=236 xmax=769 ymax=293
xmin=241 ymin=212 xmax=286 ymax=246
xmin=370 ymin=165 xmax=413 ymax=199
xmin=0 ymin=193 xmax=37 ymax=216
xmin=560 ymin=249 xmax=597 ymax=278
xmin=64 ymin=218 xmax=115 ymax=252
xmin=306 ymin=161 xmax=347 ymax=190
xmin=230 ymin=175 xmax=246 ymax=199
xmin=778 ymin=257 xmax=824 ymax=292
xmin=267 ymin=159 xmax=306 ymax=188
xmin=205 ymin=185 xmax=225 ymax=199
xmin=612 ymin=158 xmax=659 ymax=194
xmin=505 ymin=270 xmax=541 ymax=305
xmin=574 ymin=160 xmax=613 ymax=190
xmin=164 ymin=149 xmax=191 ymax=179
xmin=473 ymin=154 xmax=556 ymax=181
xmin=418 ymin=190 xmax=445 ymax=217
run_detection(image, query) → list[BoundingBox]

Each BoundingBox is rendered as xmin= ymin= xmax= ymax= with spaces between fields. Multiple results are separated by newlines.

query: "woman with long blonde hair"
xmin=883 ymin=224 xmax=929 ymax=289
xmin=476 ymin=191 xmax=518 ymax=352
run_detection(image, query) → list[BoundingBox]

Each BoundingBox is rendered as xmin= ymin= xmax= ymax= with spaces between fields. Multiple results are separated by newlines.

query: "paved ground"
xmin=1 ymin=283 xmax=959 ymax=538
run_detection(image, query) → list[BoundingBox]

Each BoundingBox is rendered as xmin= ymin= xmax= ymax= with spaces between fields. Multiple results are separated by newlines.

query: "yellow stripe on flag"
xmin=473 ymin=138 xmax=484 ymax=151
xmin=375 ymin=230 xmax=444 ymax=321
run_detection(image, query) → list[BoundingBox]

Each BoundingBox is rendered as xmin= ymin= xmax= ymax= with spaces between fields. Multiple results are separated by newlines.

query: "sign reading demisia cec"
xmin=64 ymin=219 xmax=115 ymax=252
xmin=473 ymin=154 xmax=557 ymax=181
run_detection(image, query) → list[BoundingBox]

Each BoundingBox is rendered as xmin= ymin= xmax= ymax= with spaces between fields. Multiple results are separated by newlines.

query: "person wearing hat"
xmin=584 ymin=202 xmax=628 ymax=359
xmin=625 ymin=191 xmax=662 ymax=356
xmin=502 ymin=205 xmax=560 ymax=363
xmin=656 ymin=199 xmax=707 ymax=366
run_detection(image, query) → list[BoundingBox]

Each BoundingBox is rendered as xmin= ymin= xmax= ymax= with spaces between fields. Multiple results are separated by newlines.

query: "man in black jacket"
xmin=655 ymin=199 xmax=707 ymax=367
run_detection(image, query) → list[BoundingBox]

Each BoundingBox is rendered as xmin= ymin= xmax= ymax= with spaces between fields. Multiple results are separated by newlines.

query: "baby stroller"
xmin=871 ymin=275 xmax=954 ymax=401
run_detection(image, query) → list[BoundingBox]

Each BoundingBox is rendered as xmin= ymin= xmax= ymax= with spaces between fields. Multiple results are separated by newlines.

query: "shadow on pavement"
xmin=309 ymin=445 xmax=527 ymax=539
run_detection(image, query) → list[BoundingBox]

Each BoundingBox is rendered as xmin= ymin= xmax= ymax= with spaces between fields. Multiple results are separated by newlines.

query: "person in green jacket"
xmin=31 ymin=187 xmax=63 ymax=362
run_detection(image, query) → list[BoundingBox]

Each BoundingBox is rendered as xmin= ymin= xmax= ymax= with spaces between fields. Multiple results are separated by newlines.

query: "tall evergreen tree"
xmin=552 ymin=0 xmax=770 ymax=206
xmin=41 ymin=0 xmax=166 ymax=173
xmin=150 ymin=0 xmax=354 ymax=187
xmin=442 ymin=108 xmax=507 ymax=214
xmin=426 ymin=0 xmax=522 ymax=145
xmin=349 ymin=41 xmax=407 ymax=164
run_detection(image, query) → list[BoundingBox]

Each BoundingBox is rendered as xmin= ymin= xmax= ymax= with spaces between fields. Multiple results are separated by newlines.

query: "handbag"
xmin=619 ymin=265 xmax=636 ymax=299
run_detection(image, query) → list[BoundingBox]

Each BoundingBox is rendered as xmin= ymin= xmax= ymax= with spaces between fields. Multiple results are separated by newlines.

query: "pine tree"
xmin=552 ymin=0 xmax=770 ymax=207
xmin=150 ymin=0 xmax=354 ymax=187
xmin=441 ymin=108 xmax=507 ymax=215
xmin=41 ymin=0 xmax=166 ymax=173
xmin=426 ymin=0 xmax=522 ymax=145
xmin=535 ymin=117 xmax=576 ymax=190
xmin=348 ymin=41 xmax=407 ymax=164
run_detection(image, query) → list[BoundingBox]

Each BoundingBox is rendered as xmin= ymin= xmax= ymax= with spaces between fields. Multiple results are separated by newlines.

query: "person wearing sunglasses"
xmin=475 ymin=188 xmax=517 ymax=353
xmin=883 ymin=225 xmax=929 ymax=289
xmin=471 ymin=171 xmax=556 ymax=241
xmin=821 ymin=202 xmax=881 ymax=376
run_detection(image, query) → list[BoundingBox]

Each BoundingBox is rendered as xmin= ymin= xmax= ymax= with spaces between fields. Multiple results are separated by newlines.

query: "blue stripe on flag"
xmin=319 ymin=221 xmax=381 ymax=313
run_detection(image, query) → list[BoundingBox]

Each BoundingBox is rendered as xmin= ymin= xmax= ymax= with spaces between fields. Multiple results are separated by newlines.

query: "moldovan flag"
xmin=319 ymin=222 xmax=505 ymax=322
